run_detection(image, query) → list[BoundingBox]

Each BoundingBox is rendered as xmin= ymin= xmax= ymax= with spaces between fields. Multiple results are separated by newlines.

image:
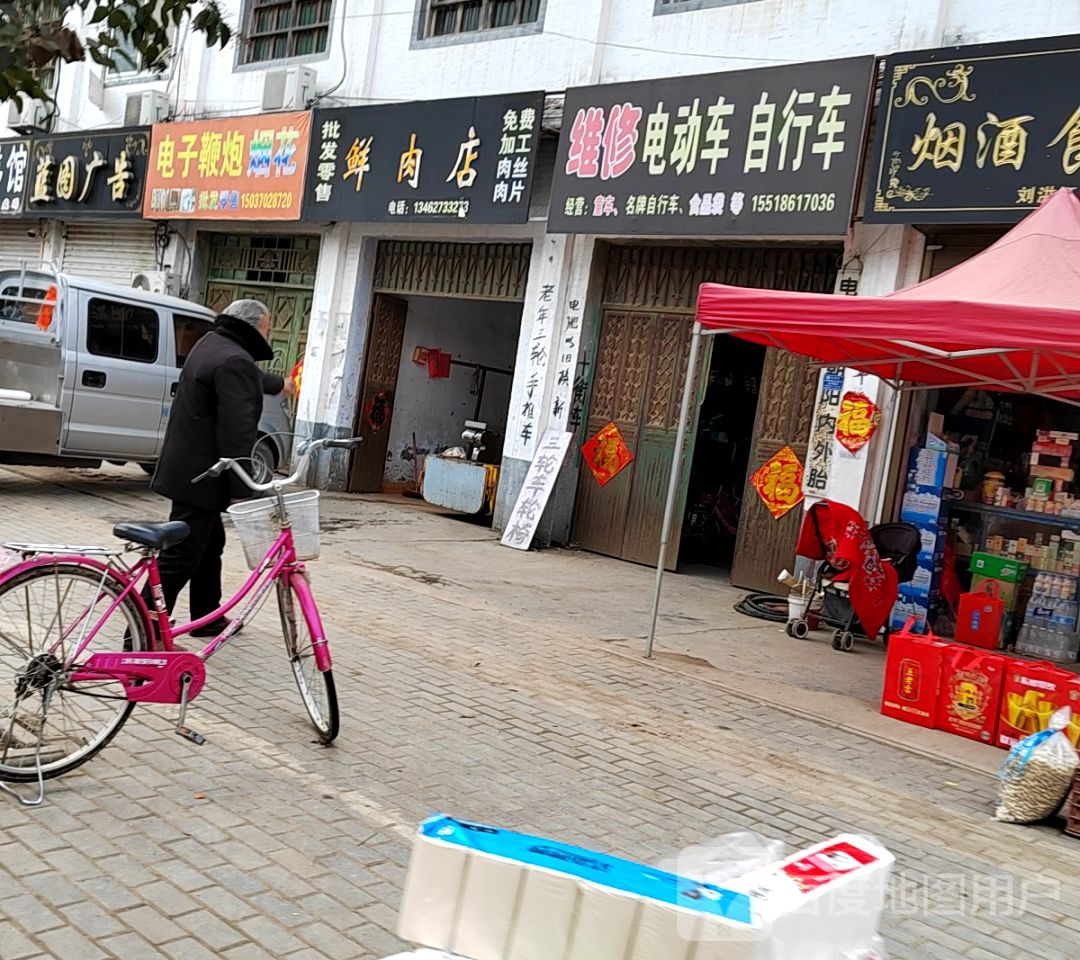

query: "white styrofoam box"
xmin=398 ymin=817 xmax=892 ymax=960
xmin=725 ymin=834 xmax=894 ymax=960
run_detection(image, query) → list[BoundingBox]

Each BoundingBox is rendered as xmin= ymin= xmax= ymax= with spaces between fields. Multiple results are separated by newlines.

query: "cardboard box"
xmin=997 ymin=661 xmax=1080 ymax=751
xmin=969 ymin=553 xmax=1027 ymax=583
xmin=881 ymin=624 xmax=949 ymax=728
xmin=937 ymin=648 xmax=1007 ymax=743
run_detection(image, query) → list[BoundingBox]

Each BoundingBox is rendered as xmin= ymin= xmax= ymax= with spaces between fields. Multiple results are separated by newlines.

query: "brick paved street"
xmin=0 ymin=463 xmax=1077 ymax=960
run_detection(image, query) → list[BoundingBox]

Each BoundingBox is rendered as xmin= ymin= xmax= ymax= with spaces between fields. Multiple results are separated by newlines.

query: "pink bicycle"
xmin=0 ymin=436 xmax=360 ymax=804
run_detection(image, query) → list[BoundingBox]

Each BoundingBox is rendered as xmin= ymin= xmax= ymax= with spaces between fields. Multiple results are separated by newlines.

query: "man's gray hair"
xmin=222 ymin=299 xmax=270 ymax=326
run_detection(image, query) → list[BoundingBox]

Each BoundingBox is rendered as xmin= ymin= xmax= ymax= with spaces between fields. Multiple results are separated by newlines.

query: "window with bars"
xmin=242 ymin=0 xmax=332 ymax=64
xmin=421 ymin=0 xmax=541 ymax=39
xmin=654 ymin=0 xmax=760 ymax=14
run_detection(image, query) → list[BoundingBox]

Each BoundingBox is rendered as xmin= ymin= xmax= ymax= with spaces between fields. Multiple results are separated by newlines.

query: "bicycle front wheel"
xmin=0 ymin=562 xmax=150 ymax=782
xmin=277 ymin=577 xmax=339 ymax=744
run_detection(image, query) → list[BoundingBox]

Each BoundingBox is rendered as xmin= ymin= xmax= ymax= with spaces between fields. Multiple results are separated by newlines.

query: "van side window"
xmin=174 ymin=314 xmax=214 ymax=366
xmin=0 ymin=284 xmax=48 ymax=326
xmin=87 ymin=297 xmax=159 ymax=364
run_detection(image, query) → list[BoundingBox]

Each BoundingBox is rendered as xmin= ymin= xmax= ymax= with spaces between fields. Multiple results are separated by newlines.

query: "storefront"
xmin=543 ymin=56 xmax=876 ymax=589
xmin=143 ymin=111 xmax=316 ymax=387
xmin=863 ymin=34 xmax=1080 ymax=661
xmin=299 ymin=93 xmax=544 ymax=498
xmin=0 ymin=137 xmax=40 ymax=264
xmin=23 ymin=127 xmax=157 ymax=283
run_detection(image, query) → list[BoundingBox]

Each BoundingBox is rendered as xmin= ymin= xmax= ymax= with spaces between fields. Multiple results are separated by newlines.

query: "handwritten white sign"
xmin=500 ymin=429 xmax=573 ymax=551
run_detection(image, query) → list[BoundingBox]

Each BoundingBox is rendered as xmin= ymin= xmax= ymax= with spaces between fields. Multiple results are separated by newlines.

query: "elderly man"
xmin=150 ymin=299 xmax=290 ymax=636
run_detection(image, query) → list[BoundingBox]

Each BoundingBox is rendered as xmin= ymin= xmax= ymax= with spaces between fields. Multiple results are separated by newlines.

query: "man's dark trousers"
xmin=154 ymin=501 xmax=226 ymax=621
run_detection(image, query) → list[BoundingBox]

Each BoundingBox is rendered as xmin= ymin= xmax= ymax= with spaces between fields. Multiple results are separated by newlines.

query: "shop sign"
xmin=25 ymin=128 xmax=150 ymax=218
xmin=866 ymin=34 xmax=1080 ymax=223
xmin=143 ymin=112 xmax=311 ymax=220
xmin=302 ymin=92 xmax=544 ymax=224
xmin=0 ymin=139 xmax=30 ymax=217
xmin=804 ymin=366 xmax=845 ymax=498
xmin=751 ymin=445 xmax=805 ymax=520
xmin=501 ymin=429 xmax=574 ymax=551
xmin=547 ymin=56 xmax=874 ymax=236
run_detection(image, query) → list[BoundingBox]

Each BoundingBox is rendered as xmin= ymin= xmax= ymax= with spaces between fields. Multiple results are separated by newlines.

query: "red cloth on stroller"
xmin=795 ymin=500 xmax=899 ymax=638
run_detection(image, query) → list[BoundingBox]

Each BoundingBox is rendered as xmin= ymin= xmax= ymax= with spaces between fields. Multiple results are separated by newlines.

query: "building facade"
xmin=3 ymin=0 xmax=1080 ymax=584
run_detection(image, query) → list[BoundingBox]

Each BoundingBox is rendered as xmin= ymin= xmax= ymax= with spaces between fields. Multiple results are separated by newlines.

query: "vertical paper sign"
xmin=501 ymin=430 xmax=573 ymax=551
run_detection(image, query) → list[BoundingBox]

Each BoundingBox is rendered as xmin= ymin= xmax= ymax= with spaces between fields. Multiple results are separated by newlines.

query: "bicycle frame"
xmin=5 ymin=524 xmax=331 ymax=707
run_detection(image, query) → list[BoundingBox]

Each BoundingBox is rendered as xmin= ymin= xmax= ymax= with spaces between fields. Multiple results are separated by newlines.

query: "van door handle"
xmin=82 ymin=370 xmax=107 ymax=388
xmin=170 ymin=382 xmax=178 ymax=397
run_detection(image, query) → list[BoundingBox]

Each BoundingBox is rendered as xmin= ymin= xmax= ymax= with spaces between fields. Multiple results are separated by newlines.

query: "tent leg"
xmin=646 ymin=321 xmax=703 ymax=659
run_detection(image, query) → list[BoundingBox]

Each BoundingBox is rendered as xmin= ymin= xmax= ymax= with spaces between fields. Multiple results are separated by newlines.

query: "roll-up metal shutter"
xmin=0 ymin=221 xmax=44 ymax=266
xmin=61 ymin=222 xmax=158 ymax=286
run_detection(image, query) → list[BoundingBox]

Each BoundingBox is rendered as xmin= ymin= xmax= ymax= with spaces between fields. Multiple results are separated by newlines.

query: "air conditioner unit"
xmin=124 ymin=90 xmax=169 ymax=127
xmin=132 ymin=271 xmax=180 ymax=297
xmin=262 ymin=67 xmax=316 ymax=112
xmin=5 ymin=97 xmax=49 ymax=133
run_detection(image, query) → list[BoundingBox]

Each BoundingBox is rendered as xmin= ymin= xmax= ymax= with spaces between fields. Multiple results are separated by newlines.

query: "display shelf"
xmin=946 ymin=498 xmax=1080 ymax=531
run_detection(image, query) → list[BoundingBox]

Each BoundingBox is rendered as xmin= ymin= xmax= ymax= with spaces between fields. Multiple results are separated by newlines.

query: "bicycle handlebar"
xmin=190 ymin=436 xmax=363 ymax=493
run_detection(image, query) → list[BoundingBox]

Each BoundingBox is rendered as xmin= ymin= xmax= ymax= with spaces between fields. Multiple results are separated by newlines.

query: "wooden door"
xmin=348 ymin=294 xmax=408 ymax=493
xmin=729 ymin=348 xmax=818 ymax=591
xmin=572 ymin=310 xmax=706 ymax=569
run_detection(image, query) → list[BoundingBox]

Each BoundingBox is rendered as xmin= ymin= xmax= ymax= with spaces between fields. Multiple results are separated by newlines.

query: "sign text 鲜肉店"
xmin=143 ymin=112 xmax=312 ymax=221
xmin=547 ymin=57 xmax=875 ymax=237
xmin=866 ymin=34 xmax=1080 ymax=223
xmin=302 ymin=92 xmax=544 ymax=224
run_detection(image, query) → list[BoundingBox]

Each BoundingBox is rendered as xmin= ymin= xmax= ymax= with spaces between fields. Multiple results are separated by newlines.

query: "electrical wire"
xmin=734 ymin=593 xmax=789 ymax=623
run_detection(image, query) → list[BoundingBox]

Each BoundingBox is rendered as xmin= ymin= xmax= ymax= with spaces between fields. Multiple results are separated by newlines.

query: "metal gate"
xmin=574 ymin=244 xmax=839 ymax=581
xmin=0 ymin=223 xmax=43 ymax=267
xmin=61 ymin=223 xmax=159 ymax=286
xmin=204 ymin=233 xmax=320 ymax=381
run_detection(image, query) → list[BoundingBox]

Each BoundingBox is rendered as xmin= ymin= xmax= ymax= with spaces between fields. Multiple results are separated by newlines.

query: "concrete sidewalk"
xmin=0 ymin=462 xmax=1076 ymax=960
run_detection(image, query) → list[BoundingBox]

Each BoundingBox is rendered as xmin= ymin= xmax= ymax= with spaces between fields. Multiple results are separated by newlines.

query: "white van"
xmin=0 ymin=265 xmax=292 ymax=477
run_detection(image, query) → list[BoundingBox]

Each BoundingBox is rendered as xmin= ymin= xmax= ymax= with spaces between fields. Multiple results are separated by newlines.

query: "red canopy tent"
xmin=646 ymin=189 xmax=1080 ymax=655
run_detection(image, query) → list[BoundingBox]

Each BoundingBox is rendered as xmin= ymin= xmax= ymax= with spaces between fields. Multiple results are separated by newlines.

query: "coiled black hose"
xmin=734 ymin=593 xmax=789 ymax=623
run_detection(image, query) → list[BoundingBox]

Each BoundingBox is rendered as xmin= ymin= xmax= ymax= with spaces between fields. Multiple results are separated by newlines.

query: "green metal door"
xmin=203 ymin=234 xmax=320 ymax=387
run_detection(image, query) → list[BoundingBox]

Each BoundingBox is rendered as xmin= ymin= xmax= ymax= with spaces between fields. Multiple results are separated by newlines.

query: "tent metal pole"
xmin=646 ymin=321 xmax=704 ymax=659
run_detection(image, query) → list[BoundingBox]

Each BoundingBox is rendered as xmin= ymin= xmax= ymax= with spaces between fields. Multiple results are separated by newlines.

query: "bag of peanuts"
xmin=995 ymin=706 xmax=1078 ymax=824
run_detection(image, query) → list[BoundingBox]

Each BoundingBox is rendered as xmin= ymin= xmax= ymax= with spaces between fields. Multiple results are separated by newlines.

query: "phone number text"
xmin=751 ymin=192 xmax=837 ymax=214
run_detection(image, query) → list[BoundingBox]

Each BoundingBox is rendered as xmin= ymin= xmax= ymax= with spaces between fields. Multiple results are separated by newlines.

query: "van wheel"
xmin=252 ymin=438 xmax=276 ymax=484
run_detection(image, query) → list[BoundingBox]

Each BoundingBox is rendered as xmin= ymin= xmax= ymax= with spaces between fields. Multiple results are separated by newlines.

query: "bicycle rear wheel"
xmin=0 ymin=562 xmax=150 ymax=782
xmin=277 ymin=577 xmax=339 ymax=744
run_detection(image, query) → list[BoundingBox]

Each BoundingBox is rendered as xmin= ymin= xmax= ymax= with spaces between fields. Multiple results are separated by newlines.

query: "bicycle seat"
xmin=113 ymin=521 xmax=190 ymax=549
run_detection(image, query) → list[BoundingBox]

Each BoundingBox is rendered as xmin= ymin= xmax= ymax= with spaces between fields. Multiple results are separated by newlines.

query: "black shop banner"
xmin=303 ymin=92 xmax=544 ymax=224
xmin=547 ymin=56 xmax=875 ymax=237
xmin=26 ymin=127 xmax=150 ymax=218
xmin=866 ymin=34 xmax=1080 ymax=224
xmin=0 ymin=138 xmax=30 ymax=217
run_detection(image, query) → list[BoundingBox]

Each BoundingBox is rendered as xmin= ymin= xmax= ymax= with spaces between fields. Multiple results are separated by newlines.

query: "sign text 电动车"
xmin=547 ymin=57 xmax=875 ymax=237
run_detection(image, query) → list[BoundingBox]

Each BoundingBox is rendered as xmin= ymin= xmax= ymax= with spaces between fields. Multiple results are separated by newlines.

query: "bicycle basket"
xmin=226 ymin=490 xmax=320 ymax=569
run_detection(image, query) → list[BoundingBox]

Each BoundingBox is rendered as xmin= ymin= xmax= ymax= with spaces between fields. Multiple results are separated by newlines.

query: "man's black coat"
xmin=152 ymin=316 xmax=283 ymax=511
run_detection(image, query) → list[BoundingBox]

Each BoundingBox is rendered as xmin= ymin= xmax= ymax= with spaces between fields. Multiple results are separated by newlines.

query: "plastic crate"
xmin=226 ymin=490 xmax=320 ymax=569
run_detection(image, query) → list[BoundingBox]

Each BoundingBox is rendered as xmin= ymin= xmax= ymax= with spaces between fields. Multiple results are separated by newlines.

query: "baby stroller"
xmin=786 ymin=500 xmax=921 ymax=652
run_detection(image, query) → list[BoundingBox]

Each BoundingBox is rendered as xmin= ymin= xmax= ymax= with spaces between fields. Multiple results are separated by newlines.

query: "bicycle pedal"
xmin=175 ymin=725 xmax=206 ymax=746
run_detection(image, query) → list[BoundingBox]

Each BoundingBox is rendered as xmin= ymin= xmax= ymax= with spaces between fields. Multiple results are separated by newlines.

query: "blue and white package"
xmin=396 ymin=816 xmax=892 ymax=960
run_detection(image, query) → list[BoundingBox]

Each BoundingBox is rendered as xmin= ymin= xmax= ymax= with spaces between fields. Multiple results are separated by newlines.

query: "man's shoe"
xmin=190 ymin=618 xmax=242 ymax=639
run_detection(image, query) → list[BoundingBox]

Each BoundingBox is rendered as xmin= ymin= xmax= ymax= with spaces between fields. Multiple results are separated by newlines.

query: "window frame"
xmin=86 ymin=296 xmax=161 ymax=365
xmin=653 ymin=0 xmax=763 ymax=15
xmin=172 ymin=313 xmax=214 ymax=368
xmin=412 ymin=0 xmax=546 ymax=48
xmin=237 ymin=0 xmax=336 ymax=67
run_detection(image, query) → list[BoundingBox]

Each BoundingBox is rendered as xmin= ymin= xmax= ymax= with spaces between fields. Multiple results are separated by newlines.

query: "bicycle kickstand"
xmin=175 ymin=672 xmax=206 ymax=746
